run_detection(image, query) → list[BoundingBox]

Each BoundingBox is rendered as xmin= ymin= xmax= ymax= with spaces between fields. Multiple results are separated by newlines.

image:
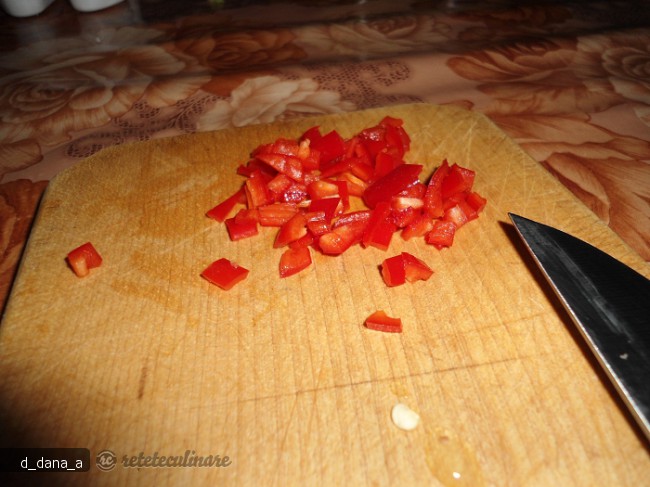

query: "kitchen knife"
xmin=509 ymin=213 xmax=650 ymax=442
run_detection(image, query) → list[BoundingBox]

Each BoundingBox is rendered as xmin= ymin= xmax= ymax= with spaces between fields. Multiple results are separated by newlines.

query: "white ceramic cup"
xmin=68 ymin=0 xmax=125 ymax=12
xmin=0 ymin=0 xmax=55 ymax=17
xmin=0 ymin=0 xmax=125 ymax=16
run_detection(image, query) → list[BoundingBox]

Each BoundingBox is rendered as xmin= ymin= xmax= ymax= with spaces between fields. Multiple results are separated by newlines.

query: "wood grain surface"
xmin=1 ymin=104 xmax=648 ymax=486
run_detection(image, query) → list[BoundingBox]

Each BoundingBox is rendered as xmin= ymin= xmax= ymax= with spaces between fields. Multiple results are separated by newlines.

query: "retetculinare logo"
xmin=95 ymin=450 xmax=232 ymax=470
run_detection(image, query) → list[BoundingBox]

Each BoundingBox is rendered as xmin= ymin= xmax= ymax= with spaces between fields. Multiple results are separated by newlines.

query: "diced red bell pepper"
xmin=401 ymin=213 xmax=434 ymax=241
xmin=67 ymin=242 xmax=102 ymax=277
xmin=255 ymin=153 xmax=304 ymax=183
xmin=402 ymin=252 xmax=433 ymax=282
xmin=274 ymin=212 xmax=308 ymax=248
xmin=309 ymin=129 xmax=345 ymax=165
xmin=206 ymin=187 xmax=246 ymax=222
xmin=391 ymin=196 xmax=424 ymax=211
xmin=362 ymin=201 xmax=396 ymax=251
xmin=257 ymin=203 xmax=299 ymax=226
xmin=237 ymin=158 xmax=277 ymax=178
xmin=333 ymin=180 xmax=350 ymax=212
xmin=389 ymin=206 xmax=418 ymax=228
xmin=364 ymin=310 xmax=402 ymax=333
xmin=201 ymin=258 xmax=249 ymax=290
xmin=279 ymin=246 xmax=312 ymax=278
xmin=398 ymin=181 xmax=426 ymax=199
xmin=456 ymin=197 xmax=479 ymax=222
xmin=308 ymin=197 xmax=341 ymax=223
xmin=363 ymin=164 xmax=423 ymax=209
xmin=441 ymin=163 xmax=475 ymax=200
xmin=289 ymin=232 xmax=314 ymax=250
xmin=374 ymin=151 xmax=403 ymax=179
xmin=204 ymin=117 xmax=486 ymax=304
xmin=381 ymin=252 xmax=433 ymax=286
xmin=268 ymin=137 xmax=301 ymax=156
xmin=245 ymin=170 xmax=273 ymax=208
xmin=300 ymin=126 xmax=322 ymax=144
xmin=443 ymin=204 xmax=469 ymax=229
xmin=426 ymin=220 xmax=456 ymax=249
xmin=300 ymin=147 xmax=320 ymax=171
xmin=266 ymin=173 xmax=293 ymax=199
xmin=225 ymin=210 xmax=259 ymax=241
xmin=234 ymin=208 xmax=259 ymax=224
xmin=423 ymin=160 xmax=450 ymax=219
xmin=381 ymin=254 xmax=407 ymax=287
xmin=465 ymin=191 xmax=487 ymax=214
xmin=337 ymin=171 xmax=368 ymax=197
xmin=319 ymin=157 xmax=352 ymax=179
xmin=280 ymin=182 xmax=309 ymax=204
xmin=305 ymin=211 xmax=330 ymax=236
xmin=307 ymin=180 xmax=339 ymax=200
xmin=332 ymin=210 xmax=372 ymax=229
xmin=318 ymin=219 xmax=368 ymax=255
xmin=349 ymin=159 xmax=374 ymax=182
xmin=382 ymin=118 xmax=410 ymax=156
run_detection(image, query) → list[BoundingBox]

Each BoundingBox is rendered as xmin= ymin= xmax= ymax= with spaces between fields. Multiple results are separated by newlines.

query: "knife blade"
xmin=508 ymin=213 xmax=650 ymax=442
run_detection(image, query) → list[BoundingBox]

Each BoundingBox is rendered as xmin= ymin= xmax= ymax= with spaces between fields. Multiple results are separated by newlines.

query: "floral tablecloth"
xmin=1 ymin=0 xmax=649 ymax=311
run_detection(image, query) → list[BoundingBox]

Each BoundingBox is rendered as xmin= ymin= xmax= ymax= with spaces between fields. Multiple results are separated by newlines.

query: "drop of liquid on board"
xmin=424 ymin=429 xmax=486 ymax=487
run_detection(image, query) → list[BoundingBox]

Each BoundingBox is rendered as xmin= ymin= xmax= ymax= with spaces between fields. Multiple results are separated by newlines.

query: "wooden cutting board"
xmin=1 ymin=104 xmax=648 ymax=486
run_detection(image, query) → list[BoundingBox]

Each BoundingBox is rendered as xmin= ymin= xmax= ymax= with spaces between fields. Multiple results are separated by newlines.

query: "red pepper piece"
xmin=381 ymin=254 xmax=407 ymax=287
xmin=318 ymin=220 xmax=368 ymax=255
xmin=402 ymin=252 xmax=433 ymax=282
xmin=426 ymin=220 xmax=456 ymax=249
xmin=257 ymin=203 xmax=299 ymax=227
xmin=225 ymin=210 xmax=259 ymax=241
xmin=441 ymin=163 xmax=475 ymax=200
xmin=349 ymin=160 xmax=374 ymax=182
xmin=279 ymin=246 xmax=312 ymax=278
xmin=289 ymin=232 xmax=314 ymax=250
xmin=332 ymin=209 xmax=372 ymax=228
xmin=465 ymin=191 xmax=487 ymax=214
xmin=67 ymin=242 xmax=102 ymax=277
xmin=333 ymin=181 xmax=350 ymax=212
xmin=274 ymin=212 xmax=308 ymax=248
xmin=382 ymin=119 xmax=410 ymax=156
xmin=310 ymin=129 xmax=346 ymax=165
xmin=308 ymin=197 xmax=341 ymax=223
xmin=364 ymin=310 xmax=402 ymax=333
xmin=305 ymin=211 xmax=330 ymax=236
xmin=363 ymin=164 xmax=423 ymax=209
xmin=401 ymin=213 xmax=434 ymax=241
xmin=269 ymin=138 xmax=301 ymax=156
xmin=300 ymin=126 xmax=322 ymax=144
xmin=206 ymin=187 xmax=246 ymax=222
xmin=456 ymin=197 xmax=479 ymax=222
xmin=398 ymin=181 xmax=426 ymax=199
xmin=237 ymin=158 xmax=277 ymax=178
xmin=443 ymin=204 xmax=469 ymax=229
xmin=374 ymin=151 xmax=403 ymax=179
xmin=255 ymin=153 xmax=304 ymax=183
xmin=358 ymin=125 xmax=387 ymax=159
xmin=307 ymin=180 xmax=339 ymax=200
xmin=201 ymin=258 xmax=249 ymax=290
xmin=337 ymin=171 xmax=367 ymax=197
xmin=319 ymin=156 xmax=353 ymax=178
xmin=234 ymin=208 xmax=259 ymax=224
xmin=245 ymin=170 xmax=273 ymax=208
xmin=381 ymin=252 xmax=433 ymax=287
xmin=423 ymin=160 xmax=450 ymax=219
xmin=389 ymin=206 xmax=418 ymax=228
xmin=266 ymin=173 xmax=293 ymax=200
xmin=362 ymin=201 xmax=396 ymax=250
xmin=280 ymin=182 xmax=308 ymax=204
